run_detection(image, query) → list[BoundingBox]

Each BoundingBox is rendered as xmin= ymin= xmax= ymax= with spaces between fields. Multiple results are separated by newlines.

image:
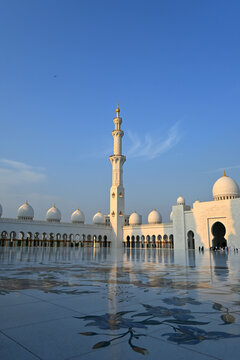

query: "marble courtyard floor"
xmin=0 ymin=247 xmax=240 ymax=360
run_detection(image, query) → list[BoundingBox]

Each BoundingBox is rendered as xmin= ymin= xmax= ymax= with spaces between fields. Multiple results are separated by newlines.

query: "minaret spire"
xmin=109 ymin=103 xmax=126 ymax=247
xmin=116 ymin=102 xmax=120 ymax=118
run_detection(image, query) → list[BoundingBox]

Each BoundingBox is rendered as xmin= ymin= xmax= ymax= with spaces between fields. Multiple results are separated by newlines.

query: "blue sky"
xmin=0 ymin=0 xmax=240 ymax=223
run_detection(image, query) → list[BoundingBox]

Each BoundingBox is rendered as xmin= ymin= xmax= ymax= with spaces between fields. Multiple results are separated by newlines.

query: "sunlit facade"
xmin=1 ymin=106 xmax=240 ymax=250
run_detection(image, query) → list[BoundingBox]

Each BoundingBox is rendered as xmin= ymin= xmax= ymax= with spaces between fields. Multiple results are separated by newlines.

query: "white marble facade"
xmin=1 ymin=106 xmax=240 ymax=250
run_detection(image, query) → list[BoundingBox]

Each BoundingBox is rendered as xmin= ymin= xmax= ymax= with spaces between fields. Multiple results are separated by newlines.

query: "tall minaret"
xmin=109 ymin=103 xmax=126 ymax=247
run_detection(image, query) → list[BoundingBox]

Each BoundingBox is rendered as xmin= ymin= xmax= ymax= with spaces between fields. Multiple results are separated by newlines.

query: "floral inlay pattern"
xmin=77 ymin=300 xmax=240 ymax=354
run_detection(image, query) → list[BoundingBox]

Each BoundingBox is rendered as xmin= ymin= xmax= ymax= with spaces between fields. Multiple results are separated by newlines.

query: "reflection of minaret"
xmin=109 ymin=104 xmax=126 ymax=247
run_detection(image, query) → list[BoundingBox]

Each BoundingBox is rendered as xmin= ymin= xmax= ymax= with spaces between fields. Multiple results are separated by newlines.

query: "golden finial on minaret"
xmin=116 ymin=102 xmax=120 ymax=117
xmin=223 ymin=170 xmax=226 ymax=177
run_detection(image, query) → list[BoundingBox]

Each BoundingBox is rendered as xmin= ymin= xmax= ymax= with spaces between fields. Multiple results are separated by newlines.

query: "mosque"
xmin=1 ymin=105 xmax=240 ymax=250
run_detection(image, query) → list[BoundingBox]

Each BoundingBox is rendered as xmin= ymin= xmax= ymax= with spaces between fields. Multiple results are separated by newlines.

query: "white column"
xmin=109 ymin=104 xmax=126 ymax=247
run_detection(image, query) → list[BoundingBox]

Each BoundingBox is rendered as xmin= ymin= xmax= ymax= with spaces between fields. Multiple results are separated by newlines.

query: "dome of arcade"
xmin=177 ymin=196 xmax=185 ymax=205
xmin=93 ymin=211 xmax=105 ymax=225
xmin=213 ymin=172 xmax=240 ymax=200
xmin=18 ymin=200 xmax=34 ymax=220
xmin=46 ymin=205 xmax=61 ymax=222
xmin=170 ymin=211 xmax=173 ymax=222
xmin=71 ymin=209 xmax=85 ymax=224
xmin=148 ymin=209 xmax=162 ymax=224
xmin=129 ymin=211 xmax=142 ymax=226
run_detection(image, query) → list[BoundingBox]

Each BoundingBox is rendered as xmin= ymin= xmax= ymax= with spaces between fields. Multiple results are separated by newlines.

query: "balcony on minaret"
xmin=114 ymin=118 xmax=122 ymax=131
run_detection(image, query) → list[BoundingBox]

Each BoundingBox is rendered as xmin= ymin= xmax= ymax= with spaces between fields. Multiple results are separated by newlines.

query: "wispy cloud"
xmin=206 ymin=165 xmax=240 ymax=174
xmin=0 ymin=159 xmax=46 ymax=187
xmin=126 ymin=122 xmax=181 ymax=159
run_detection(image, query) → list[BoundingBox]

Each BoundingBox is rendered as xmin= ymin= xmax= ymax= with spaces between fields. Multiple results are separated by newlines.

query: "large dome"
xmin=71 ymin=209 xmax=85 ymax=224
xmin=46 ymin=205 xmax=61 ymax=222
xmin=93 ymin=211 xmax=105 ymax=225
xmin=18 ymin=200 xmax=34 ymax=220
xmin=148 ymin=209 xmax=162 ymax=224
xmin=129 ymin=211 xmax=142 ymax=226
xmin=0 ymin=203 xmax=2 ymax=217
xmin=212 ymin=172 xmax=240 ymax=200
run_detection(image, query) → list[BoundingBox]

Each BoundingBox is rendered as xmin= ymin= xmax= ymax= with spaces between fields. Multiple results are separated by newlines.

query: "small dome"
xmin=46 ymin=205 xmax=61 ymax=222
xmin=129 ymin=211 xmax=142 ymax=226
xmin=0 ymin=203 xmax=2 ymax=217
xmin=18 ymin=200 xmax=34 ymax=220
xmin=170 ymin=211 xmax=173 ymax=222
xmin=177 ymin=196 xmax=185 ymax=205
xmin=212 ymin=172 xmax=240 ymax=200
xmin=93 ymin=211 xmax=105 ymax=225
xmin=148 ymin=209 xmax=162 ymax=224
xmin=71 ymin=209 xmax=85 ymax=224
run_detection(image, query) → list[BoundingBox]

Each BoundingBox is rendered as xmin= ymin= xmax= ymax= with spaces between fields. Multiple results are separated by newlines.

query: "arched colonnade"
xmin=124 ymin=234 xmax=174 ymax=248
xmin=0 ymin=231 xmax=110 ymax=248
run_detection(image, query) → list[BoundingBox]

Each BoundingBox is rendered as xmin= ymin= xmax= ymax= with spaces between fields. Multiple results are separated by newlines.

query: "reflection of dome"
xmin=93 ymin=211 xmax=105 ymax=225
xmin=177 ymin=196 xmax=185 ymax=205
xmin=213 ymin=172 xmax=240 ymax=200
xmin=71 ymin=209 xmax=85 ymax=223
xmin=148 ymin=209 xmax=162 ymax=224
xmin=18 ymin=200 xmax=34 ymax=220
xmin=129 ymin=211 xmax=142 ymax=225
xmin=170 ymin=211 xmax=173 ymax=222
xmin=0 ymin=203 xmax=2 ymax=217
xmin=46 ymin=205 xmax=61 ymax=222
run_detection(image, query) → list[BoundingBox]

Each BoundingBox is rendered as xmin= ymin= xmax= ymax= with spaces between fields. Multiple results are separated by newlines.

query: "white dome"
xmin=170 ymin=211 xmax=173 ymax=222
xmin=212 ymin=172 xmax=240 ymax=200
xmin=71 ymin=209 xmax=85 ymax=224
xmin=93 ymin=211 xmax=105 ymax=225
xmin=0 ymin=203 xmax=2 ymax=217
xmin=18 ymin=200 xmax=34 ymax=220
xmin=177 ymin=196 xmax=185 ymax=205
xmin=148 ymin=209 xmax=162 ymax=224
xmin=46 ymin=205 xmax=61 ymax=222
xmin=129 ymin=211 xmax=142 ymax=226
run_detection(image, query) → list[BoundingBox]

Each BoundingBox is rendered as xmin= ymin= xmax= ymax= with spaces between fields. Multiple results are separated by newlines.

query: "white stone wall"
xmin=0 ymin=218 xmax=112 ymax=241
xmin=183 ymin=198 xmax=240 ymax=249
xmin=123 ymin=223 xmax=174 ymax=244
xmin=172 ymin=204 xmax=186 ymax=250
xmin=2 ymin=197 xmax=240 ymax=249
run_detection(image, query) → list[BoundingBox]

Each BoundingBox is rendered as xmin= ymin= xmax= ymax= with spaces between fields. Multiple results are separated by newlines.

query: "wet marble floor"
xmin=0 ymin=247 xmax=240 ymax=359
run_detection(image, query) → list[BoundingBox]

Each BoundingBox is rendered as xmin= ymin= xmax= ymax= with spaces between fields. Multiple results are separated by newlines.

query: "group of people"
xmin=210 ymin=246 xmax=228 ymax=251
xmin=210 ymin=246 xmax=239 ymax=253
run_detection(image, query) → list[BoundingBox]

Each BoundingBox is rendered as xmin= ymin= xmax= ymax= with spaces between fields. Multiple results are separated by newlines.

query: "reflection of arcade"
xmin=211 ymin=251 xmax=229 ymax=280
xmin=187 ymin=250 xmax=196 ymax=267
xmin=212 ymin=222 xmax=227 ymax=249
xmin=124 ymin=248 xmax=174 ymax=265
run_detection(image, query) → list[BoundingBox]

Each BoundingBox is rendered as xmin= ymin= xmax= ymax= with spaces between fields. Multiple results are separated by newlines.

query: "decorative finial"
xmin=53 ymin=204 xmax=56 ymax=208
xmin=25 ymin=200 xmax=28 ymax=205
xmin=223 ymin=170 xmax=226 ymax=177
xmin=116 ymin=102 xmax=120 ymax=117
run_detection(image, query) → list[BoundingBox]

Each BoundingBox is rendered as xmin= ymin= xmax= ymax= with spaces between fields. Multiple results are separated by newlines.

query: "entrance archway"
xmin=211 ymin=222 xmax=227 ymax=249
xmin=187 ymin=231 xmax=195 ymax=249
